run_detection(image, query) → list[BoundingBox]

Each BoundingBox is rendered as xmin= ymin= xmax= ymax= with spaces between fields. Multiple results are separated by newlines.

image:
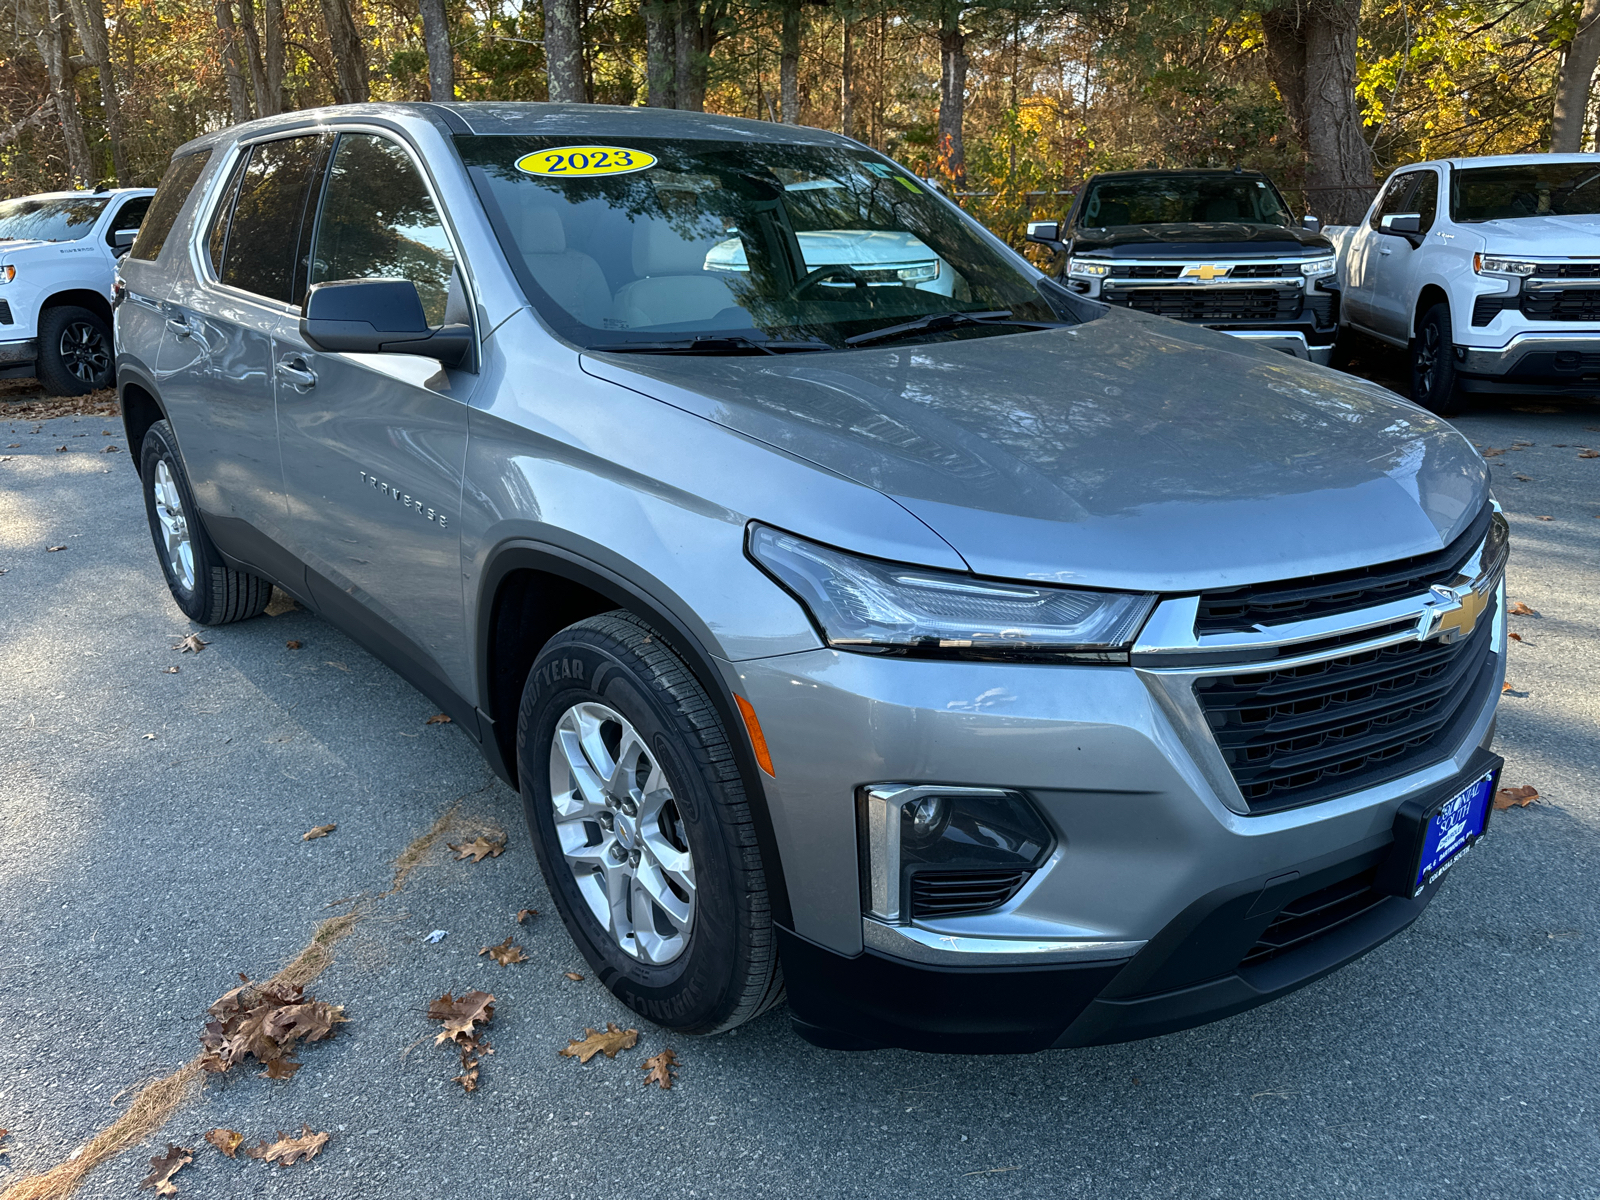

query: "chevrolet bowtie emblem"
xmin=1184 ymin=264 xmax=1230 ymax=281
xmin=1421 ymin=583 xmax=1487 ymax=644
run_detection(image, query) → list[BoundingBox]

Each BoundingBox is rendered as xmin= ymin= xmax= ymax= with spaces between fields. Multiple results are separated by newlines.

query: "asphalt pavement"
xmin=2 ymin=385 xmax=1599 ymax=1200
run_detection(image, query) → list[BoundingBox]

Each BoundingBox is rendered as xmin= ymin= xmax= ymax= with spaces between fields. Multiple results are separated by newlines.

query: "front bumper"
xmin=1458 ymin=331 xmax=1600 ymax=393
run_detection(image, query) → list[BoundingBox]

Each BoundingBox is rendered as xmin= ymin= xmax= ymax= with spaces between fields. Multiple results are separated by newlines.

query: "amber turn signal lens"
xmin=734 ymin=694 xmax=775 ymax=777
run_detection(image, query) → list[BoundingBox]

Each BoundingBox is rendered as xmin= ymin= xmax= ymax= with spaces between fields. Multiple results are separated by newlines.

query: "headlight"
xmin=1067 ymin=259 xmax=1110 ymax=278
xmin=747 ymin=524 xmax=1157 ymax=660
xmin=0 ymin=265 xmax=14 ymax=284
xmin=1300 ymin=257 xmax=1336 ymax=276
xmin=1475 ymin=254 xmax=1537 ymax=276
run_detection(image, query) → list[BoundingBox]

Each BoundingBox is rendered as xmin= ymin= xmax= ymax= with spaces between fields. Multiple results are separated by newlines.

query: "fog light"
xmin=860 ymin=785 xmax=1054 ymax=923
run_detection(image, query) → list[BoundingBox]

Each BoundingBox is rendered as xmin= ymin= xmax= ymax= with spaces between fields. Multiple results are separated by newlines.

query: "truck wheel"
xmin=139 ymin=420 xmax=272 ymax=624
xmin=36 ymin=306 xmax=113 ymax=396
xmin=1411 ymin=303 xmax=1464 ymax=417
xmin=517 ymin=611 xmax=783 ymax=1036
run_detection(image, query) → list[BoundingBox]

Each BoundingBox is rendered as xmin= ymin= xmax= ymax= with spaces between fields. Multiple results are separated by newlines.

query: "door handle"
xmin=166 ymin=317 xmax=192 ymax=336
xmin=1379 ymin=246 xmax=1392 ymax=256
xmin=275 ymin=359 xmax=317 ymax=389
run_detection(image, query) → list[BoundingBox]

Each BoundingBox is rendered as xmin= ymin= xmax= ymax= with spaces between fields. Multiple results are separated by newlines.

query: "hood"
xmin=580 ymin=308 xmax=1488 ymax=593
xmin=1070 ymin=223 xmax=1332 ymax=258
xmin=0 ymin=239 xmax=69 ymax=260
xmin=1471 ymin=213 xmax=1600 ymax=249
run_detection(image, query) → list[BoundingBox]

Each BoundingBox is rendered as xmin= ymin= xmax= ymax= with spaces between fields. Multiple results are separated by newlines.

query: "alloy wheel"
xmin=152 ymin=458 xmax=195 ymax=592
xmin=58 ymin=320 xmax=110 ymax=385
xmin=1415 ymin=322 xmax=1440 ymax=399
xmin=548 ymin=701 xmax=696 ymax=964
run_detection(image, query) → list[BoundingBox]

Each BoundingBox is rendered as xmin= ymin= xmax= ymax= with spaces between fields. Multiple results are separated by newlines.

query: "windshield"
xmin=1451 ymin=163 xmax=1600 ymax=221
xmin=456 ymin=136 xmax=1064 ymax=350
xmin=0 ymin=196 xmax=108 ymax=243
xmin=1074 ymin=175 xmax=1291 ymax=228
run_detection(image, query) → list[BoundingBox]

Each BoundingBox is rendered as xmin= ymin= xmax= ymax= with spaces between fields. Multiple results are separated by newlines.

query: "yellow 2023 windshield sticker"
xmin=515 ymin=147 xmax=657 ymax=177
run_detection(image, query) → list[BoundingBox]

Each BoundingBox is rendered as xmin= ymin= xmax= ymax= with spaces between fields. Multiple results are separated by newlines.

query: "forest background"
xmin=2 ymin=0 xmax=1599 ymax=247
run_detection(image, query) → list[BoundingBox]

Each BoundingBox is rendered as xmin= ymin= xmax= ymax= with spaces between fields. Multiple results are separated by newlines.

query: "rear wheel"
xmin=139 ymin=419 xmax=272 ymax=624
xmin=517 ymin=611 xmax=782 ymax=1035
xmin=36 ymin=306 xmax=113 ymax=396
xmin=1410 ymin=303 xmax=1464 ymax=416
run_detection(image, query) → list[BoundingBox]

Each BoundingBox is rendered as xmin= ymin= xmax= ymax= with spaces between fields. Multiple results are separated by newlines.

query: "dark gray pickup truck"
xmin=1028 ymin=168 xmax=1341 ymax=364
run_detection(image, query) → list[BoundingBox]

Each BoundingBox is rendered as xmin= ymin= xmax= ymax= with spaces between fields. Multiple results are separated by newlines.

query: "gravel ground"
xmin=1 ymin=385 xmax=1598 ymax=1200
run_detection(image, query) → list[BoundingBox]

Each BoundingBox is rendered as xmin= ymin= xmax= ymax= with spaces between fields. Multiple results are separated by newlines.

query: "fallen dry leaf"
xmin=516 ymin=908 xmax=537 ymax=924
xmin=1514 ymin=474 xmax=1533 ymax=481
xmin=641 ymin=1048 xmax=678 ymax=1090
xmin=164 ymin=665 xmax=180 ymax=674
xmin=1501 ymin=682 xmax=1527 ymax=696
xmin=243 ymin=1125 xmax=329 ymax=1166
xmin=427 ymin=990 xmax=496 ymax=1091
xmin=46 ymin=545 xmax=66 ymax=552
xmin=140 ymin=1144 xmax=193 ymax=1195
xmin=174 ymin=634 xmax=208 ymax=653
xmin=449 ymin=835 xmax=506 ymax=863
xmin=425 ymin=712 xmax=451 ymax=724
xmin=1580 ymin=450 xmax=1600 ymax=459
xmin=1480 ymin=447 xmax=1505 ymax=457
xmin=302 ymin=824 xmax=337 ymax=841
xmin=102 ymin=443 xmax=120 ymax=453
xmin=5 ymin=442 xmax=17 ymax=447
xmin=1494 ymin=784 xmax=1539 ymax=810
xmin=285 ymin=640 xmax=302 ymax=649
xmin=480 ymin=936 xmax=527 ymax=966
xmin=560 ymin=1022 xmax=639 ymax=1064
xmin=204 ymin=1128 xmax=244 ymax=1158
xmin=53 ymin=444 xmax=67 ymax=452
xmin=1509 ymin=632 xmax=1524 ymax=643
xmin=197 ymin=973 xmax=347 ymax=1077
xmin=564 ymin=972 xmax=584 ymax=981
xmin=1508 ymin=601 xmax=1540 ymax=616
xmin=1536 ymin=514 xmax=1552 ymax=520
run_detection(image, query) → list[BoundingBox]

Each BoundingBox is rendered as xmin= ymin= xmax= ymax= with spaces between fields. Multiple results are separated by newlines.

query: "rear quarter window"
xmin=128 ymin=151 xmax=212 ymax=262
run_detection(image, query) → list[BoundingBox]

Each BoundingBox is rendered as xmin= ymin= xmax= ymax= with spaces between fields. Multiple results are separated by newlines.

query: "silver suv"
xmin=115 ymin=103 xmax=1508 ymax=1054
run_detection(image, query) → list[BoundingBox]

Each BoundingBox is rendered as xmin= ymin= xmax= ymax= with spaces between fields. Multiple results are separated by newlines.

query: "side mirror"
xmin=1025 ymin=220 xmax=1063 ymax=246
xmin=113 ymin=228 xmax=138 ymax=250
xmin=1381 ymin=213 xmax=1422 ymax=235
xmin=1301 ymin=214 xmax=1321 ymax=233
xmin=300 ymin=278 xmax=470 ymax=369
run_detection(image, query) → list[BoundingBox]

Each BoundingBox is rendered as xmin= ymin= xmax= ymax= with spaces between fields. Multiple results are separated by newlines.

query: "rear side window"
xmin=309 ymin=134 xmax=457 ymax=326
xmin=127 ymin=151 xmax=210 ymax=261
xmin=213 ymin=135 xmax=331 ymax=304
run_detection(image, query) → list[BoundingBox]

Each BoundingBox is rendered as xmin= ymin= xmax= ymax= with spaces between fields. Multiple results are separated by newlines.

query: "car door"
xmin=1366 ymin=169 xmax=1438 ymax=340
xmin=154 ymin=133 xmax=330 ymax=585
xmin=274 ymin=130 xmax=477 ymax=697
xmin=1345 ymin=172 xmax=1416 ymax=330
xmin=104 ymin=193 xmax=152 ymax=258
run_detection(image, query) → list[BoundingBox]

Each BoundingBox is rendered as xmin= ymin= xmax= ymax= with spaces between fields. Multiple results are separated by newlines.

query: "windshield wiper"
xmin=843 ymin=310 xmax=1065 ymax=348
xmin=594 ymin=335 xmax=834 ymax=356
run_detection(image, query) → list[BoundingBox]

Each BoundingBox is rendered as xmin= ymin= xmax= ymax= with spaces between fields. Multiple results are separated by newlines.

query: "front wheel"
xmin=140 ymin=420 xmax=272 ymax=624
xmin=1410 ymin=303 xmax=1464 ymax=416
xmin=517 ymin=611 xmax=783 ymax=1035
xmin=36 ymin=306 xmax=113 ymax=396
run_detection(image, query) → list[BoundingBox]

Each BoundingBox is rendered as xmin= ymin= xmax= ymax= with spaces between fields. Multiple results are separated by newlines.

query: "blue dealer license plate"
xmin=1413 ymin=771 xmax=1496 ymax=893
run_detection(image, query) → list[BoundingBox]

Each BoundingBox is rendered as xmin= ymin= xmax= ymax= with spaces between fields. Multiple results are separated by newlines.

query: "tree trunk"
xmin=262 ymin=0 xmax=286 ymax=114
xmin=30 ymin=0 xmax=94 ymax=185
xmin=235 ymin=0 xmax=271 ymax=114
xmin=215 ymin=1 xmax=254 ymax=122
xmin=937 ymin=2 xmax=966 ymax=184
xmin=64 ymin=0 xmax=128 ymax=184
xmin=1553 ymin=0 xmax=1600 ymax=152
xmin=779 ymin=0 xmax=799 ymax=123
xmin=841 ymin=16 xmax=855 ymax=139
xmin=543 ymin=0 xmax=583 ymax=102
xmin=674 ymin=0 xmax=700 ymax=110
xmin=1261 ymin=0 xmax=1372 ymax=225
xmin=418 ymin=0 xmax=455 ymax=100
xmin=643 ymin=0 xmax=675 ymax=107
xmin=318 ymin=0 xmax=369 ymax=103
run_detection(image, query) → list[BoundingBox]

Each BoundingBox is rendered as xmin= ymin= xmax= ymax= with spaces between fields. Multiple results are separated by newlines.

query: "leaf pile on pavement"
xmin=559 ymin=1022 xmax=639 ymax=1064
xmin=480 ymin=936 xmax=527 ymax=966
xmin=428 ymin=990 xmax=495 ymax=1092
xmin=641 ymin=1048 xmax=678 ymax=1090
xmin=302 ymin=824 xmax=337 ymax=841
xmin=1495 ymin=784 xmax=1540 ymax=811
xmin=198 ymin=974 xmax=348 ymax=1079
xmin=173 ymin=633 xmax=208 ymax=653
xmin=449 ymin=834 xmax=506 ymax=862
xmin=140 ymin=1144 xmax=193 ymax=1195
xmin=0 ymin=389 xmax=118 ymax=418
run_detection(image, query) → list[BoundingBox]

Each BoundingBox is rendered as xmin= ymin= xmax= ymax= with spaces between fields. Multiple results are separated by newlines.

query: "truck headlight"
xmin=1299 ymin=257 xmax=1336 ymax=277
xmin=1067 ymin=259 xmax=1110 ymax=278
xmin=1475 ymin=255 xmax=1537 ymax=276
xmin=0 ymin=265 xmax=14 ymax=284
xmin=747 ymin=524 xmax=1156 ymax=660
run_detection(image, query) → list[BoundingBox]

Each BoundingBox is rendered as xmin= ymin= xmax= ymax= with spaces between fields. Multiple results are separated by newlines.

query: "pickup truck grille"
xmin=1112 ymin=286 xmax=1298 ymax=322
xmin=1520 ymin=287 xmax=1600 ymax=321
xmin=1532 ymin=263 xmax=1600 ymax=279
xmin=1194 ymin=503 xmax=1492 ymax=633
xmin=1228 ymin=263 xmax=1296 ymax=279
xmin=1110 ymin=265 xmax=1183 ymax=279
xmin=1194 ymin=605 xmax=1497 ymax=813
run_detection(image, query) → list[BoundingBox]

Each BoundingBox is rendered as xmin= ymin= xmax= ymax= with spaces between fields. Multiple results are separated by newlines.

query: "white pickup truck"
xmin=1326 ymin=153 xmax=1600 ymax=415
xmin=0 ymin=188 xmax=155 ymax=395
